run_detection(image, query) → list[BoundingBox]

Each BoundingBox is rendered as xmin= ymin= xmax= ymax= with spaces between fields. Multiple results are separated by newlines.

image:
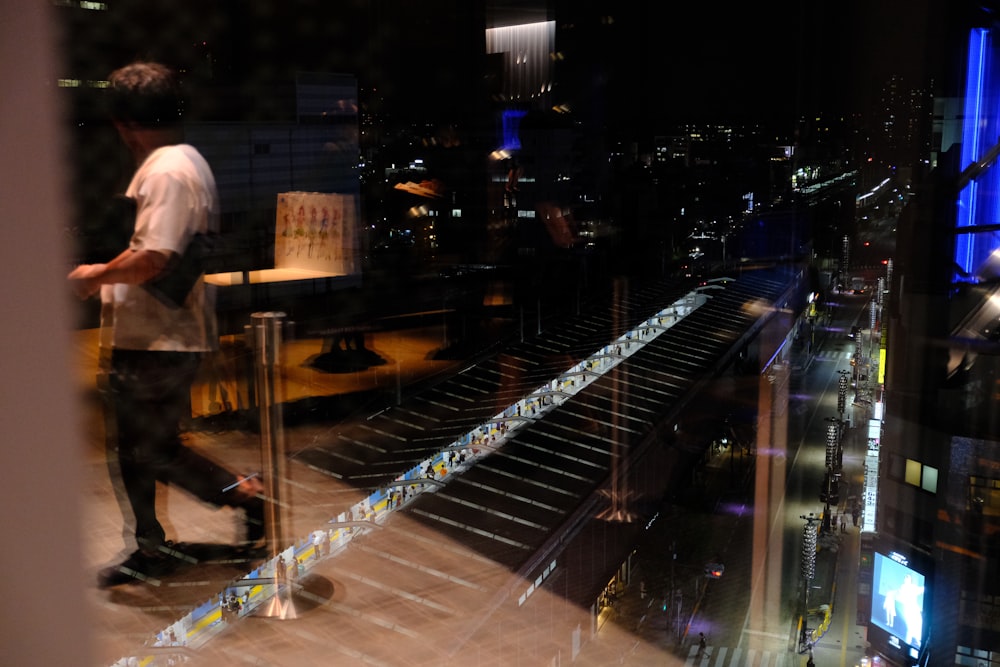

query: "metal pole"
xmin=250 ymin=311 xmax=298 ymax=620
xmin=670 ymin=541 xmax=678 ymax=641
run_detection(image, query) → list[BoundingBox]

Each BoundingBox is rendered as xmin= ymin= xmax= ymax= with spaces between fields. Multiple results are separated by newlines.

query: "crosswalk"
xmin=684 ymin=645 xmax=794 ymax=667
xmin=811 ymin=349 xmax=853 ymax=364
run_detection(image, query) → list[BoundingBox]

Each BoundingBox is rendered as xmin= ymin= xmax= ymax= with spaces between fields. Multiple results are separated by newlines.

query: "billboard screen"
xmin=871 ymin=552 xmax=926 ymax=650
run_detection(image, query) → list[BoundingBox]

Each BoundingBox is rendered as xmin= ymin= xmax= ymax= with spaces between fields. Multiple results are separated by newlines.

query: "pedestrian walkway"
xmin=684 ymin=644 xmax=795 ymax=667
xmin=809 ymin=349 xmax=853 ymax=365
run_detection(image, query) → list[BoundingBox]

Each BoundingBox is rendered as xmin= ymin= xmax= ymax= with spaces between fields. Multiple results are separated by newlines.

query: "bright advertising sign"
xmin=871 ymin=552 xmax=926 ymax=653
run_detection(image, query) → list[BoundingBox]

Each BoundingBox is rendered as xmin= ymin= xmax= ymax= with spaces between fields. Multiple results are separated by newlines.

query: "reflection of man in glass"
xmin=68 ymin=62 xmax=264 ymax=587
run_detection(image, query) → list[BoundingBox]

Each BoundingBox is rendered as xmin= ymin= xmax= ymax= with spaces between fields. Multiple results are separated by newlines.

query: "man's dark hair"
xmin=106 ymin=62 xmax=183 ymax=128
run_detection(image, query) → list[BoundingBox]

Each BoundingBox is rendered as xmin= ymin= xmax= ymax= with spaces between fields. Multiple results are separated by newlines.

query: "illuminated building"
xmin=873 ymin=5 xmax=1000 ymax=665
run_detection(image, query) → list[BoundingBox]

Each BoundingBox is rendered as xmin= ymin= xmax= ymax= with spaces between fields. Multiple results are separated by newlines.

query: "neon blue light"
xmin=500 ymin=109 xmax=527 ymax=151
xmin=958 ymin=29 xmax=987 ymax=274
xmin=957 ymin=27 xmax=1000 ymax=280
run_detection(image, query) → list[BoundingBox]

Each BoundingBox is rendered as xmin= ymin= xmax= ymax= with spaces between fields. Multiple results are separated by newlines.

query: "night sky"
xmin=636 ymin=0 xmax=955 ymax=123
xmin=59 ymin=0 xmax=967 ymax=129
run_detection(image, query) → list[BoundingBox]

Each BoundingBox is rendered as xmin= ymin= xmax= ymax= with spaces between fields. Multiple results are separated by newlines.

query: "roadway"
xmin=599 ymin=289 xmax=876 ymax=667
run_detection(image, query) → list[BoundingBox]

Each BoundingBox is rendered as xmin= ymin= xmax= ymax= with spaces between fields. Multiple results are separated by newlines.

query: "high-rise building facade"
xmin=875 ymin=4 xmax=1000 ymax=665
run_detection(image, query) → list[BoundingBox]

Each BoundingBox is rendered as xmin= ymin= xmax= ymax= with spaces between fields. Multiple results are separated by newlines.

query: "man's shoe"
xmin=96 ymin=545 xmax=183 ymax=589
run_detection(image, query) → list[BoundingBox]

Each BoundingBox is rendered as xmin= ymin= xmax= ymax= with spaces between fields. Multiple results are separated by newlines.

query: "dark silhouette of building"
xmin=872 ymin=3 xmax=1000 ymax=665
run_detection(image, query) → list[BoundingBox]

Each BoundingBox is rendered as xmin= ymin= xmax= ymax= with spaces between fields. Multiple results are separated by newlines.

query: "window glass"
xmin=921 ymin=465 xmax=938 ymax=493
xmin=6 ymin=2 xmax=1000 ymax=665
xmin=906 ymin=458 xmax=922 ymax=487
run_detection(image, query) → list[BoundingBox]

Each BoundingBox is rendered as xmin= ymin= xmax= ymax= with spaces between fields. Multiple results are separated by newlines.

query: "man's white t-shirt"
xmin=100 ymin=144 xmax=219 ymax=352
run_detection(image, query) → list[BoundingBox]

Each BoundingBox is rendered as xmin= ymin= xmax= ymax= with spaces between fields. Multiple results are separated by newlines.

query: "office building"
xmin=872 ymin=4 xmax=1000 ymax=665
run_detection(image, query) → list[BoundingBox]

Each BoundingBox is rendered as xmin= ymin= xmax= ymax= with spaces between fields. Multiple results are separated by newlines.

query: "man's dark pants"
xmin=105 ymin=349 xmax=238 ymax=549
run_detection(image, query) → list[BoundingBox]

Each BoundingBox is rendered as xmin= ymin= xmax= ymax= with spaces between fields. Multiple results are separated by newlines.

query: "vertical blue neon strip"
xmin=957 ymin=28 xmax=989 ymax=276
xmin=501 ymin=109 xmax=527 ymax=151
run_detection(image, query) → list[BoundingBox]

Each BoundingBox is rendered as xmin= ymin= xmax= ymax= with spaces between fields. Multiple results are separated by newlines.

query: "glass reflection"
xmin=8 ymin=2 xmax=995 ymax=666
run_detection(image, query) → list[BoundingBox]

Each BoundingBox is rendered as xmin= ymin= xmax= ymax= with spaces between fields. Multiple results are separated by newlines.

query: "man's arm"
xmin=67 ymin=247 xmax=172 ymax=299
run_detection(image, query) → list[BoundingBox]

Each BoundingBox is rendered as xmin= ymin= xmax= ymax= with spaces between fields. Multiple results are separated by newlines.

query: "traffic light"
xmin=704 ymin=563 xmax=724 ymax=579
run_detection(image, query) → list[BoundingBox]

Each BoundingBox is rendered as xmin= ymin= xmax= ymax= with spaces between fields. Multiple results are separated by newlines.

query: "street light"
xmin=825 ymin=422 xmax=838 ymax=470
xmin=820 ymin=419 xmax=843 ymax=533
xmin=800 ymin=513 xmax=820 ymax=649
xmin=838 ymin=372 xmax=849 ymax=416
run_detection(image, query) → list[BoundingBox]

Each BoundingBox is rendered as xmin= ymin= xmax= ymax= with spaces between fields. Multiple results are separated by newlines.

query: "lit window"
xmin=905 ymin=459 xmax=921 ymax=486
xmin=921 ymin=466 xmax=938 ymax=493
